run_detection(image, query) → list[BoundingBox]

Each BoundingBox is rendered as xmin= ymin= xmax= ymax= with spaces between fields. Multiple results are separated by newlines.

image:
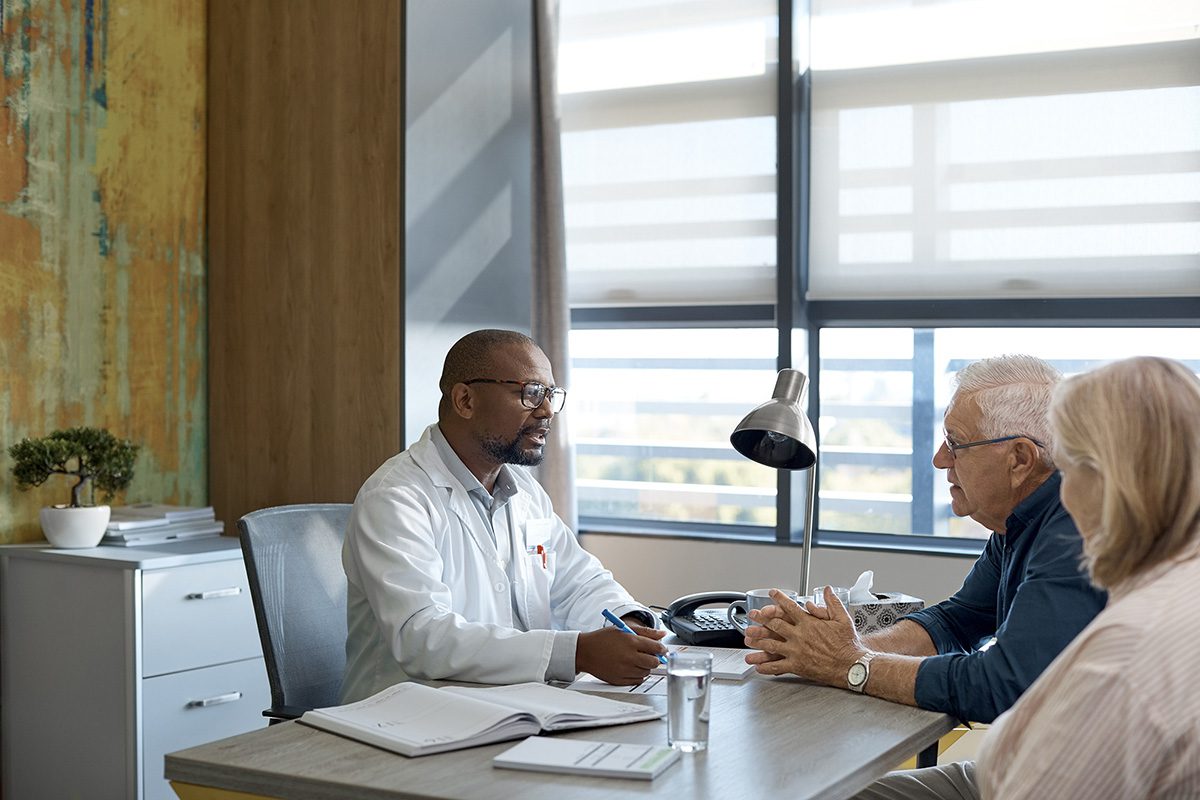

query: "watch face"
xmin=848 ymin=663 xmax=867 ymax=686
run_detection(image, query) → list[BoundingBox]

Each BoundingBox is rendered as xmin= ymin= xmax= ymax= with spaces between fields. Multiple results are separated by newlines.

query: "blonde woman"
xmin=978 ymin=356 xmax=1200 ymax=798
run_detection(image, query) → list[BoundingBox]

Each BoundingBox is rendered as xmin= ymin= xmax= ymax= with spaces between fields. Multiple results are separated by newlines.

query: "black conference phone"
xmin=659 ymin=591 xmax=748 ymax=648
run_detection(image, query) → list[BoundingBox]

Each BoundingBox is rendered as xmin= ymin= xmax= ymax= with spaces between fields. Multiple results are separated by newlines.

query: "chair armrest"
xmin=263 ymin=705 xmax=311 ymax=722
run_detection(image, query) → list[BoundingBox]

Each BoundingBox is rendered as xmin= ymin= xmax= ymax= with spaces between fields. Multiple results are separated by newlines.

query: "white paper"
xmin=564 ymin=673 xmax=669 ymax=696
xmin=494 ymin=736 xmax=681 ymax=780
xmin=650 ymin=644 xmax=754 ymax=680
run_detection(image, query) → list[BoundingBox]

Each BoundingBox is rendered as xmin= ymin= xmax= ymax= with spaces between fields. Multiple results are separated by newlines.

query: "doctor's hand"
xmin=744 ymin=587 xmax=866 ymax=687
xmin=576 ymin=624 xmax=667 ymax=686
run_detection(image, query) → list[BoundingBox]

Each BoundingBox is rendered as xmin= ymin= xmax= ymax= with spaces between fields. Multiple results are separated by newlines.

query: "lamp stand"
xmin=800 ymin=466 xmax=816 ymax=596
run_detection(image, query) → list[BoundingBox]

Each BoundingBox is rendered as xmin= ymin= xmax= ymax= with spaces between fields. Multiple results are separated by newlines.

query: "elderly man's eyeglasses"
xmin=943 ymin=434 xmax=1045 ymax=457
xmin=463 ymin=379 xmax=567 ymax=412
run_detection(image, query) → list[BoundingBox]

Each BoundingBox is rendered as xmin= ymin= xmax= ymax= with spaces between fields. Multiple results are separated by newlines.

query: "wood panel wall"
xmin=207 ymin=0 xmax=403 ymax=528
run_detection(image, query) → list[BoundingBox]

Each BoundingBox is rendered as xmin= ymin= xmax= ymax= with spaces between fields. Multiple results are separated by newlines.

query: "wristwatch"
xmin=847 ymin=652 xmax=876 ymax=693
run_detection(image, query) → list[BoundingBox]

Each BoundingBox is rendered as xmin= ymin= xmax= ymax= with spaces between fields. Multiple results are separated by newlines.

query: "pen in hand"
xmin=601 ymin=608 xmax=668 ymax=665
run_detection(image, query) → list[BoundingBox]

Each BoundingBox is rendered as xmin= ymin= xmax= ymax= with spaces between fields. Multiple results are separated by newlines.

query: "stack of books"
xmin=104 ymin=503 xmax=225 ymax=546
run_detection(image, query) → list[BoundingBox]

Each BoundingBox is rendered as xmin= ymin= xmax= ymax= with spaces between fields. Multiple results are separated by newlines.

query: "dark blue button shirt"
xmin=907 ymin=472 xmax=1107 ymax=723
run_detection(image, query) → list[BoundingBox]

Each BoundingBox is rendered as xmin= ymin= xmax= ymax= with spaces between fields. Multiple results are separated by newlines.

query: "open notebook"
xmin=299 ymin=682 xmax=662 ymax=757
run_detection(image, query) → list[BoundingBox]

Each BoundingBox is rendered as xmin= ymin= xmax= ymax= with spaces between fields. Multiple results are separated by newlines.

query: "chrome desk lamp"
xmin=730 ymin=369 xmax=819 ymax=595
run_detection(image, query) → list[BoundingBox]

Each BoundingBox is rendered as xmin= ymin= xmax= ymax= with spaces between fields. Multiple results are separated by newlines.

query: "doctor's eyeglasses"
xmin=463 ymin=379 xmax=568 ymax=413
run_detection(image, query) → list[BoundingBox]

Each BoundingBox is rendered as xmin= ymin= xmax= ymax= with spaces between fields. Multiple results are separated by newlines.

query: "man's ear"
xmin=1008 ymin=439 xmax=1040 ymax=484
xmin=449 ymin=383 xmax=475 ymax=419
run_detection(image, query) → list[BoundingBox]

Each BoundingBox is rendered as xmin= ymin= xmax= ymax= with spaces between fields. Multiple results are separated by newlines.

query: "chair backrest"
xmin=238 ymin=503 xmax=352 ymax=720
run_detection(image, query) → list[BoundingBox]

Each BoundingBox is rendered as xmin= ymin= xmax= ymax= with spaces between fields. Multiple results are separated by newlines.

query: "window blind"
xmin=807 ymin=0 xmax=1200 ymax=300
xmin=559 ymin=0 xmax=780 ymax=308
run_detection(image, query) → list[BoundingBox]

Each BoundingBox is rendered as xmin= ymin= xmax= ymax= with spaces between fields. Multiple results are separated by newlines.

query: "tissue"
xmin=845 ymin=570 xmax=924 ymax=635
xmin=849 ymin=570 xmax=877 ymax=603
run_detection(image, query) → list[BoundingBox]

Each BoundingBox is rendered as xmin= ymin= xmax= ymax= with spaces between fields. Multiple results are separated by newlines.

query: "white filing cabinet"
xmin=1 ymin=538 xmax=271 ymax=800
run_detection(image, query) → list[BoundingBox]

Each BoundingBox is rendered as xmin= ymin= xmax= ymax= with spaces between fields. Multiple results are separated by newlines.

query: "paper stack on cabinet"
xmin=495 ymin=736 xmax=681 ymax=780
xmin=104 ymin=504 xmax=224 ymax=546
xmin=299 ymin=681 xmax=662 ymax=758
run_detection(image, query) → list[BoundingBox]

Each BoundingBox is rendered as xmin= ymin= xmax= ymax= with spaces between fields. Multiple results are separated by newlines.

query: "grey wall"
xmin=405 ymin=0 xmax=533 ymax=447
xmin=582 ymin=535 xmax=976 ymax=611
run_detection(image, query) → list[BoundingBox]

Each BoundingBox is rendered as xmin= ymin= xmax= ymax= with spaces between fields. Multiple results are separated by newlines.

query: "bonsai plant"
xmin=9 ymin=427 xmax=138 ymax=548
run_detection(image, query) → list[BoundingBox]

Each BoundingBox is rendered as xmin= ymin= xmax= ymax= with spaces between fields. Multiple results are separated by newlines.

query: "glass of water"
xmin=667 ymin=650 xmax=712 ymax=752
xmin=810 ymin=585 xmax=851 ymax=610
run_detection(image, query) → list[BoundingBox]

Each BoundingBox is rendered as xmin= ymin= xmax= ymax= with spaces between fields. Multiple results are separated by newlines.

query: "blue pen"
xmin=602 ymin=608 xmax=668 ymax=665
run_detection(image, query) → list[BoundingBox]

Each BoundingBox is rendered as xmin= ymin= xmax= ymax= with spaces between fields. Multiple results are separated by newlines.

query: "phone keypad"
xmin=681 ymin=609 xmax=735 ymax=631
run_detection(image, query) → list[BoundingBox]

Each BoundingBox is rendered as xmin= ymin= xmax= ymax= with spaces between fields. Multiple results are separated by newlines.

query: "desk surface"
xmin=166 ymin=676 xmax=954 ymax=800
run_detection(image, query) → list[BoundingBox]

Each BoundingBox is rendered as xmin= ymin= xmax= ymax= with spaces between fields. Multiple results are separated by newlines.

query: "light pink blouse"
xmin=977 ymin=548 xmax=1200 ymax=799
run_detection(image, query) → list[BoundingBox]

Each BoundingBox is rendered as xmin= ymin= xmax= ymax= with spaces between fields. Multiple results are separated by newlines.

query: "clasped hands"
xmin=744 ymin=587 xmax=868 ymax=687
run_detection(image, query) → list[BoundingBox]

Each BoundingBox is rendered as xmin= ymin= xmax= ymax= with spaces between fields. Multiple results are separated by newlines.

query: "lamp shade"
xmin=730 ymin=369 xmax=817 ymax=470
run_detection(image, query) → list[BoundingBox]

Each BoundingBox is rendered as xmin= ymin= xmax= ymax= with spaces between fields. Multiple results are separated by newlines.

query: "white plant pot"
xmin=39 ymin=505 xmax=110 ymax=549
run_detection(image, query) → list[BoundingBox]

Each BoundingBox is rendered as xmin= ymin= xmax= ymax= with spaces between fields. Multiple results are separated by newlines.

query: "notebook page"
xmin=303 ymin=682 xmax=529 ymax=751
xmin=444 ymin=682 xmax=661 ymax=729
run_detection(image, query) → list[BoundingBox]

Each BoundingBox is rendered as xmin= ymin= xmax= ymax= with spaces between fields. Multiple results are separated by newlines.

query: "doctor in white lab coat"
xmin=341 ymin=330 xmax=665 ymax=703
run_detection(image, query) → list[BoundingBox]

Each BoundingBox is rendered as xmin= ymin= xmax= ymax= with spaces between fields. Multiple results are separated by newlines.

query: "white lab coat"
xmin=340 ymin=424 xmax=651 ymax=702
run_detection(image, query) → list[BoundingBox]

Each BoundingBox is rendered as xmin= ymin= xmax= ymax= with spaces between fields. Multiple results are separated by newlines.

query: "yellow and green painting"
xmin=0 ymin=0 xmax=206 ymax=542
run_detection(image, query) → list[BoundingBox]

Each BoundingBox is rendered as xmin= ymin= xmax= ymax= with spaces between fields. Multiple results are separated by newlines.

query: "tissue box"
xmin=850 ymin=592 xmax=924 ymax=635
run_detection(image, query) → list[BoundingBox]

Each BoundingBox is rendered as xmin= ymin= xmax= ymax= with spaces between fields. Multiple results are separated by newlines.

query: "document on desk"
xmin=298 ymin=681 xmax=662 ymax=757
xmin=494 ymin=736 xmax=681 ymax=781
xmin=652 ymin=644 xmax=755 ymax=680
xmin=564 ymin=673 xmax=669 ymax=695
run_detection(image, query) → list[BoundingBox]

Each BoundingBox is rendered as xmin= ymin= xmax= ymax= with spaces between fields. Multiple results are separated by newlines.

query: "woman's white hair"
xmin=953 ymin=355 xmax=1061 ymax=467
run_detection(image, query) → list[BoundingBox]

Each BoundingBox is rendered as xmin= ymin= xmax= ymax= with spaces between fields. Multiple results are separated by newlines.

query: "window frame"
xmin=566 ymin=0 xmax=1200 ymax=556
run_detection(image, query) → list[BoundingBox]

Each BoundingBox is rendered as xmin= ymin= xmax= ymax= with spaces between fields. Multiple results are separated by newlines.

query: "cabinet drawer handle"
xmin=187 ymin=691 xmax=243 ymax=709
xmin=186 ymin=587 xmax=242 ymax=600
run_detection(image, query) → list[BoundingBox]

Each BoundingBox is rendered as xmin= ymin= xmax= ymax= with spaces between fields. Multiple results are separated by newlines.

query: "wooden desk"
xmin=166 ymin=676 xmax=954 ymax=800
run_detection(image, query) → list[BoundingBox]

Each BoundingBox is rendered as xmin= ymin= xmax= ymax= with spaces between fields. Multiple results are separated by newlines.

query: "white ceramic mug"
xmin=726 ymin=588 xmax=801 ymax=633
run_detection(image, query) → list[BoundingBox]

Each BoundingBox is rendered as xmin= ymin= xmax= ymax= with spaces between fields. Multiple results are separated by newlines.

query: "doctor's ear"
xmin=449 ymin=383 xmax=476 ymax=419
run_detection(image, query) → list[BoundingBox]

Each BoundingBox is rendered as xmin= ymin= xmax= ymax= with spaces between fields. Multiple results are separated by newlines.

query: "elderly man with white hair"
xmin=744 ymin=355 xmax=1107 ymax=793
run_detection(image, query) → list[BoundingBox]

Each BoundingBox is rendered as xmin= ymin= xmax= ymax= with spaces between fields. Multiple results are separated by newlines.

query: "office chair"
xmin=239 ymin=503 xmax=352 ymax=722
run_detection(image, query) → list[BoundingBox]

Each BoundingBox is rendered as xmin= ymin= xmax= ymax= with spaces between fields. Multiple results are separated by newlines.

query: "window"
xmin=819 ymin=328 xmax=1200 ymax=540
xmin=808 ymin=0 xmax=1200 ymax=299
xmin=559 ymin=0 xmax=784 ymax=540
xmin=571 ymin=328 xmax=779 ymax=532
xmin=559 ymin=0 xmax=1200 ymax=549
xmin=559 ymin=0 xmax=779 ymax=308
